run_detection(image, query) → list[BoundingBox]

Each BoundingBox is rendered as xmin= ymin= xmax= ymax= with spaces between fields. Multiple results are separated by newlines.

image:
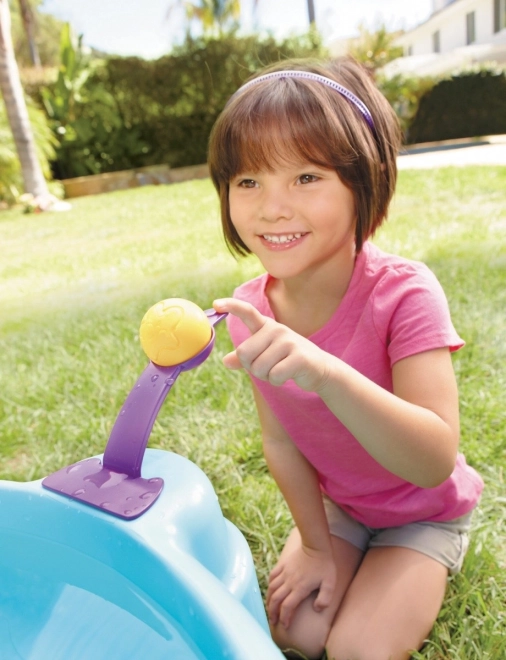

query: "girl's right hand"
xmin=213 ymin=298 xmax=330 ymax=393
xmin=266 ymin=543 xmax=336 ymax=629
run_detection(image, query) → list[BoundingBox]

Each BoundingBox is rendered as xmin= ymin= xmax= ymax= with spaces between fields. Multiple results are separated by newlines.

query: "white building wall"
xmin=330 ymin=0 xmax=506 ymax=76
xmin=379 ymin=0 xmax=506 ymax=78
xmin=433 ymin=0 xmax=459 ymax=11
xmin=480 ymin=3 xmax=497 ymax=40
xmin=398 ymin=0 xmax=501 ymax=56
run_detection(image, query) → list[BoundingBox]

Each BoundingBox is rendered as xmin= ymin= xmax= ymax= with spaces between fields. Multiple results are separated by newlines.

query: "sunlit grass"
xmin=0 ymin=167 xmax=505 ymax=658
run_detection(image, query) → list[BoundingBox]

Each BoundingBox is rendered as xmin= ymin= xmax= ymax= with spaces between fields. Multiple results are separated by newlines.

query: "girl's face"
xmin=228 ymin=160 xmax=356 ymax=283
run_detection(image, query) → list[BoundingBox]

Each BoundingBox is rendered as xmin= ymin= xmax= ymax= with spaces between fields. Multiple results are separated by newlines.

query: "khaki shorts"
xmin=323 ymin=495 xmax=473 ymax=575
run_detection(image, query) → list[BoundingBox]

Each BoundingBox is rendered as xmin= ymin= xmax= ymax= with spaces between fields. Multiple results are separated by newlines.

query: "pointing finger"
xmin=213 ymin=298 xmax=268 ymax=334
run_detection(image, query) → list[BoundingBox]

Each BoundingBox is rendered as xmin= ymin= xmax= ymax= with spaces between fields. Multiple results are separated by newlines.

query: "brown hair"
xmin=208 ymin=57 xmax=401 ymax=255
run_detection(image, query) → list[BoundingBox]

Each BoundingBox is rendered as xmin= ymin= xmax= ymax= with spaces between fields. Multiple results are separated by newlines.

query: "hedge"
xmin=24 ymin=34 xmax=506 ymax=179
xmin=42 ymin=32 xmax=327 ymax=179
xmin=407 ymin=66 xmax=506 ymax=144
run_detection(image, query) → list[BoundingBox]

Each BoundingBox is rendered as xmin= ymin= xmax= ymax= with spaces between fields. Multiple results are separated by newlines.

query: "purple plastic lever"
xmin=42 ymin=309 xmax=227 ymax=519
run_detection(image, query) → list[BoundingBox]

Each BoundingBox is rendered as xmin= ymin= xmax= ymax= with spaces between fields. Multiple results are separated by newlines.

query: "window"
xmin=495 ymin=0 xmax=506 ymax=32
xmin=466 ymin=11 xmax=476 ymax=44
xmin=407 ymin=45 xmax=413 ymax=56
xmin=432 ymin=30 xmax=441 ymax=52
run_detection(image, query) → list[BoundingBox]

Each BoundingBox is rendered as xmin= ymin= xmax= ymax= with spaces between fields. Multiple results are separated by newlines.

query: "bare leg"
xmin=326 ymin=546 xmax=448 ymax=660
xmin=270 ymin=528 xmax=364 ymax=659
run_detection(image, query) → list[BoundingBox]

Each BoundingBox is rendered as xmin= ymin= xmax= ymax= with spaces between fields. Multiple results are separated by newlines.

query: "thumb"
xmin=222 ymin=351 xmax=243 ymax=370
xmin=313 ymin=581 xmax=333 ymax=613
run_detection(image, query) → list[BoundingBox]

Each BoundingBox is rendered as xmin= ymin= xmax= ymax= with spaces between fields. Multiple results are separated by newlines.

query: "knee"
xmin=326 ymin=636 xmax=414 ymax=660
xmin=326 ymin=643 xmax=390 ymax=660
xmin=271 ymin=619 xmax=329 ymax=660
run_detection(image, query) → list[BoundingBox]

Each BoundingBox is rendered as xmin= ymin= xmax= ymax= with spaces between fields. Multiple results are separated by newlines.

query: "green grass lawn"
xmin=1 ymin=168 xmax=505 ymax=659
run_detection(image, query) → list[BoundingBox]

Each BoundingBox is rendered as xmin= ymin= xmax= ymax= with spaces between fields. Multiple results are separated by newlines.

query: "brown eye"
xmin=299 ymin=174 xmax=318 ymax=184
xmin=239 ymin=179 xmax=256 ymax=188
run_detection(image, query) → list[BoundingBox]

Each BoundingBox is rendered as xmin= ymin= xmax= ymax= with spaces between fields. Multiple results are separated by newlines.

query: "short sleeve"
xmin=372 ymin=263 xmax=465 ymax=366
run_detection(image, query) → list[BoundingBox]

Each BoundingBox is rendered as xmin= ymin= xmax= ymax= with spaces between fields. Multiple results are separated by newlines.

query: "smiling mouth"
xmin=261 ymin=233 xmax=307 ymax=244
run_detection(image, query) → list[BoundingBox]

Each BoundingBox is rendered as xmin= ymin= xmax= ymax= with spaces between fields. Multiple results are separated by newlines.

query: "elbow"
xmin=418 ymin=424 xmax=460 ymax=488
xmin=418 ymin=448 xmax=458 ymax=489
xmin=420 ymin=469 xmax=453 ymax=489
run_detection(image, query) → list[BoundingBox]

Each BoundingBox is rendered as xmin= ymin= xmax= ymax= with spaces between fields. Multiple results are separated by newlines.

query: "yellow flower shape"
xmin=140 ymin=299 xmax=212 ymax=366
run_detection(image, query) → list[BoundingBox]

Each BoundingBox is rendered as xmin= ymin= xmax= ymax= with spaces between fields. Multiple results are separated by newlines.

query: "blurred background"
xmin=1 ymin=0 xmax=505 ymax=207
xmin=37 ymin=0 xmax=433 ymax=60
xmin=1 ymin=8 xmax=505 ymax=656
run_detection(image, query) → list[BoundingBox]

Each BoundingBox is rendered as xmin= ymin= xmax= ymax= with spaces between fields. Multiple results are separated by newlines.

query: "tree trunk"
xmin=307 ymin=0 xmax=315 ymax=26
xmin=17 ymin=0 xmax=41 ymax=67
xmin=0 ymin=0 xmax=49 ymax=199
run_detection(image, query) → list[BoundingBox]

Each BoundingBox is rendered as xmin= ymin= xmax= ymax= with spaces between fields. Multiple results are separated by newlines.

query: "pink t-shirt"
xmin=227 ymin=241 xmax=484 ymax=528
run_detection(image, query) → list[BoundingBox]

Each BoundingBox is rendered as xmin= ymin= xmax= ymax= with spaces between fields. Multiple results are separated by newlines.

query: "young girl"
xmin=208 ymin=58 xmax=484 ymax=660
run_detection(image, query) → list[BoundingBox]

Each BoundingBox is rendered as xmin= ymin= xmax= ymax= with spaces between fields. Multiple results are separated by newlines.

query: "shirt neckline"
xmin=259 ymin=242 xmax=370 ymax=341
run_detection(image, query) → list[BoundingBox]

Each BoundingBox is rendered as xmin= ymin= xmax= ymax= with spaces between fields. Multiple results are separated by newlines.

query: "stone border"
xmin=62 ymin=133 xmax=506 ymax=199
xmin=62 ymin=163 xmax=209 ymax=199
xmin=401 ymin=134 xmax=506 ymax=155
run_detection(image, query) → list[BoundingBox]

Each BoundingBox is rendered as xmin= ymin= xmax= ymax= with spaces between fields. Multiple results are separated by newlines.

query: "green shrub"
xmin=32 ymin=30 xmax=326 ymax=179
xmin=377 ymin=72 xmax=435 ymax=140
xmin=38 ymin=24 xmax=148 ymax=179
xmin=407 ymin=65 xmax=506 ymax=144
xmin=348 ymin=22 xmax=404 ymax=72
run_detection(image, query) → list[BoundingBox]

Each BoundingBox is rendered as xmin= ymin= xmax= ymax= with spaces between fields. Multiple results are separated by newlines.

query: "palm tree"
xmin=0 ymin=0 xmax=47 ymax=199
xmin=171 ymin=0 xmax=241 ymax=36
xmin=17 ymin=0 xmax=40 ymax=67
xmin=0 ymin=0 xmax=66 ymax=210
xmin=307 ymin=0 xmax=315 ymax=26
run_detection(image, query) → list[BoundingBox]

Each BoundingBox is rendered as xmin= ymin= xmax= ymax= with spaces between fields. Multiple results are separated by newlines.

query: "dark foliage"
xmin=407 ymin=68 xmax=506 ymax=144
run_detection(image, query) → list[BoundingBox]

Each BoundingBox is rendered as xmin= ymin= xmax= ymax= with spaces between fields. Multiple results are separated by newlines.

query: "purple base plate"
xmin=42 ymin=458 xmax=164 ymax=520
xmin=41 ymin=309 xmax=227 ymax=520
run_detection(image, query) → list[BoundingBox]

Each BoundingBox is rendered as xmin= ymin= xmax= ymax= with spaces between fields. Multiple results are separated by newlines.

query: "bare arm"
xmin=214 ymin=298 xmax=459 ymax=488
xmin=252 ymin=384 xmax=336 ymax=627
xmin=253 ymin=384 xmax=332 ymax=553
xmin=317 ymin=347 xmax=460 ymax=487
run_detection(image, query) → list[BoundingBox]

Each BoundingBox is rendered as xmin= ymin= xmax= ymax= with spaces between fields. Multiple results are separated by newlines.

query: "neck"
xmin=266 ymin=243 xmax=357 ymax=336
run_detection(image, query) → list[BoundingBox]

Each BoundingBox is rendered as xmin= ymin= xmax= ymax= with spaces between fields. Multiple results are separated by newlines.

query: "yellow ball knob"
xmin=139 ymin=299 xmax=212 ymax=366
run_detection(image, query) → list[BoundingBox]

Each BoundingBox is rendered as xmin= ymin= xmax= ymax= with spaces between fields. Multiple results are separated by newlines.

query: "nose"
xmin=259 ymin=185 xmax=294 ymax=223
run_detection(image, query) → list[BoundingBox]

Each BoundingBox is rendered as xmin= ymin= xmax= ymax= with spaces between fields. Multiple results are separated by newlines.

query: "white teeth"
xmin=262 ymin=233 xmax=303 ymax=243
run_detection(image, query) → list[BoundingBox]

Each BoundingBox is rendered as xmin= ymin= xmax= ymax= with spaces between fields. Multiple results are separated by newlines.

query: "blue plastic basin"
xmin=0 ymin=450 xmax=282 ymax=659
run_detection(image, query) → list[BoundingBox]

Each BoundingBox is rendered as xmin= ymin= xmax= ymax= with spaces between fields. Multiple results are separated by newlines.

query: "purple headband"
xmin=232 ymin=70 xmax=376 ymax=135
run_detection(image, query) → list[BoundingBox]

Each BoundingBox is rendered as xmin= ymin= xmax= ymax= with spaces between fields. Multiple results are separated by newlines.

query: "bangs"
xmin=212 ymin=80 xmax=359 ymax=180
xmin=207 ymin=59 xmax=400 ymax=257
xmin=231 ymin=106 xmax=329 ymax=173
